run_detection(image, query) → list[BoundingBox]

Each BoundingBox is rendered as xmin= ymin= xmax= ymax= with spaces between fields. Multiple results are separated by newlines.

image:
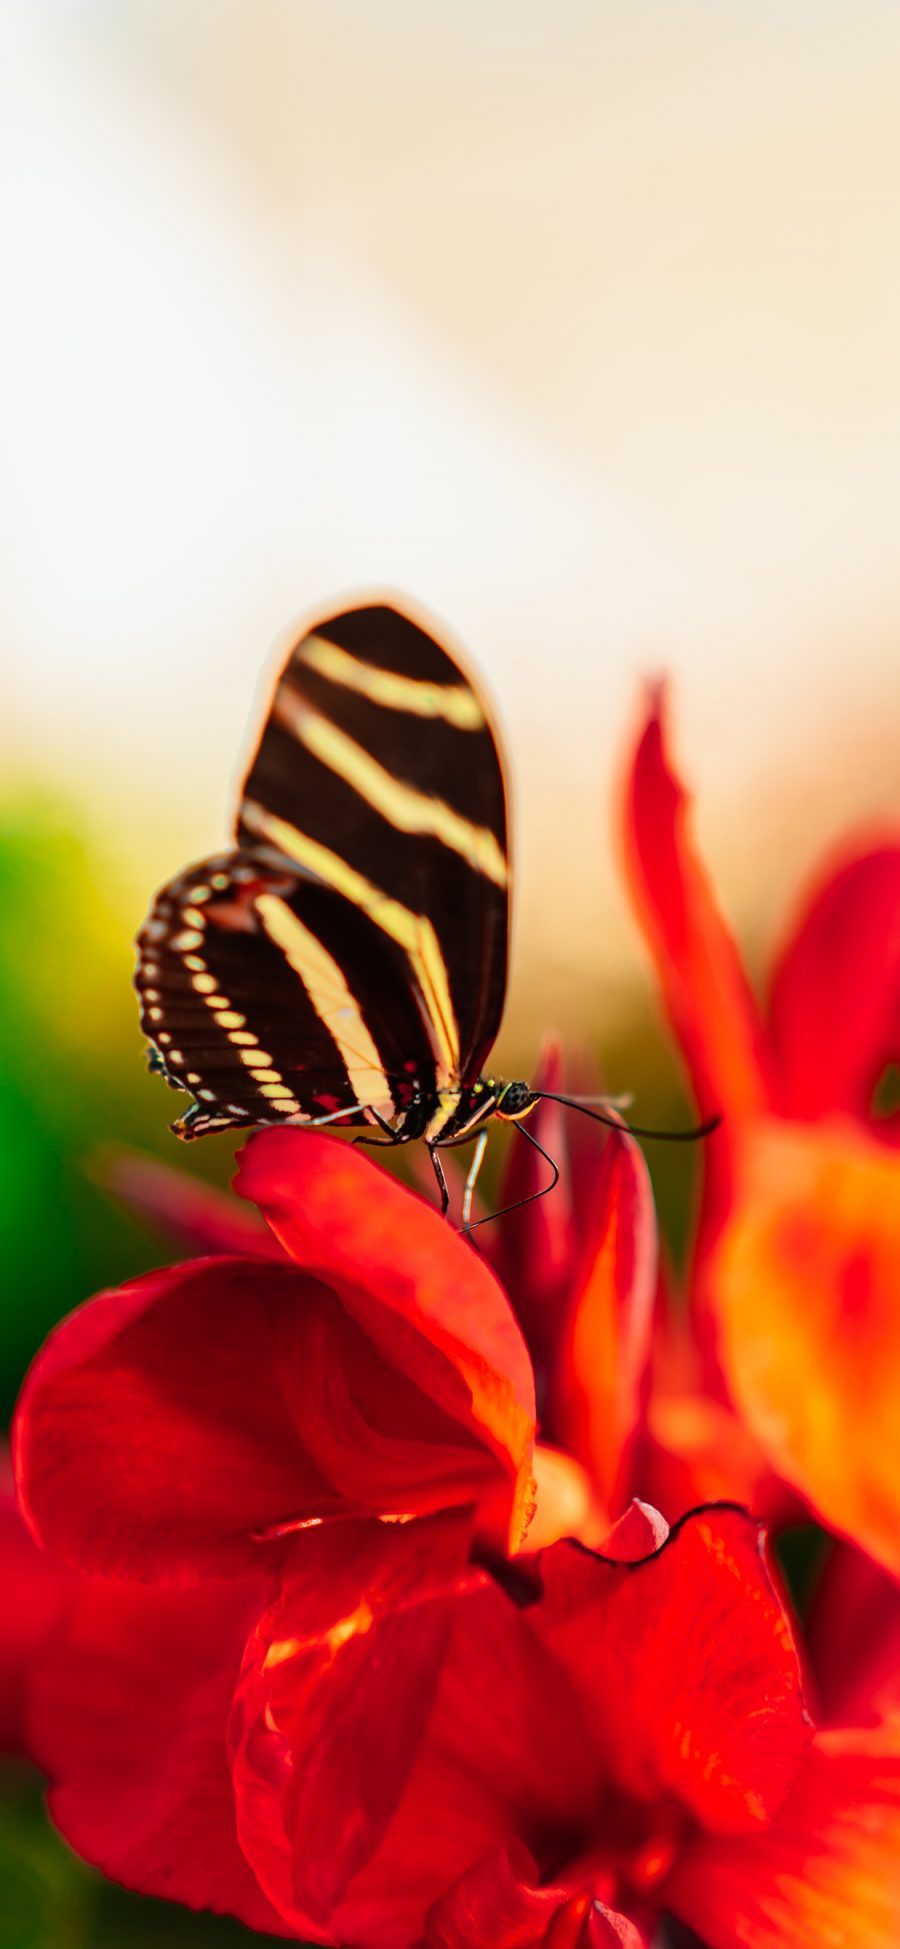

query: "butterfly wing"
xmin=136 ymin=598 xmax=510 ymax=1138
xmin=136 ymin=854 xmax=442 ymax=1137
xmin=237 ymin=599 xmax=509 ymax=1086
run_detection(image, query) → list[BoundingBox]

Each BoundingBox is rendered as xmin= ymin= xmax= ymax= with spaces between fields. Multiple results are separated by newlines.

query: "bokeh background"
xmin=2 ymin=3 xmax=900 ymax=1942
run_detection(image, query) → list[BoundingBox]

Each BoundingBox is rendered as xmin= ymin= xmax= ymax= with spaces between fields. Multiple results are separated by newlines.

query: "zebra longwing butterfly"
xmin=136 ymin=597 xmax=539 ymax=1217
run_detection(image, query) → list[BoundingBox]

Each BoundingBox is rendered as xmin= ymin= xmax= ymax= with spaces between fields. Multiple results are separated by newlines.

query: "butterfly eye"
xmin=496 ymin=1081 xmax=536 ymax=1122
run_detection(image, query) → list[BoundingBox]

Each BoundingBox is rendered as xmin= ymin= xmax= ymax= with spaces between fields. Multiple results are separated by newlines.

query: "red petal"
xmin=234 ymin=1567 xmax=596 ymax=1945
xmin=426 ymin=1860 xmax=652 ymax=1948
xmin=424 ymin=1841 xmax=569 ymax=1947
xmin=489 ymin=1037 xmax=580 ymax=1378
xmin=15 ymin=1254 xmax=503 ymax=1583
xmin=234 ymin=1509 xmax=808 ymax=1943
xmin=621 ymin=689 xmax=772 ymax=1123
xmin=587 ymin=1908 xmax=650 ymax=1949
xmin=101 ymin=1148 xmax=283 ymax=1258
xmin=667 ymin=1725 xmax=900 ymax=1948
xmin=236 ymin=1130 xmax=536 ymax=1549
xmin=808 ymin=1542 xmax=900 ymax=1727
xmin=768 ymin=844 xmax=900 ymax=1118
xmin=26 ymin=1567 xmax=288 ymax=1935
xmin=711 ymin=1116 xmax=900 ymax=1575
xmin=0 ymin=1458 xmax=72 ymax=1752
xmin=355 ymin=1513 xmax=804 ymax=1943
xmin=535 ymin=1508 xmax=809 ymax=1835
xmin=229 ymin=1510 xmax=470 ymax=1932
xmin=555 ymin=1130 xmax=657 ymax=1515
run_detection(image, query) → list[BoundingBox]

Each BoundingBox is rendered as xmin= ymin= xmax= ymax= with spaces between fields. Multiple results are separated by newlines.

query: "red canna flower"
xmin=9 ymin=1459 xmax=900 ymax=1945
xmin=17 ymin=1128 xmax=536 ymax=1584
xmin=12 ymin=1132 xmax=900 ymax=1944
xmin=14 ymin=1126 xmax=550 ymax=1924
xmin=230 ymin=1502 xmax=814 ymax=1945
xmin=620 ymin=687 xmax=900 ymax=1573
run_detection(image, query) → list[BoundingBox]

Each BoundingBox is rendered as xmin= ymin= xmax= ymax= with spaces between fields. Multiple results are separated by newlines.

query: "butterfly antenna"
xmin=465 ymin=1120 xmax=560 ymax=1232
xmin=534 ymin=1091 xmax=721 ymax=1144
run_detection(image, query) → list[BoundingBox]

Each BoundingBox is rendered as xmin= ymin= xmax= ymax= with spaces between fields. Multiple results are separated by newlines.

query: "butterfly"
xmin=137 ymin=596 xmax=716 ymax=1226
xmin=136 ymin=596 xmax=544 ymax=1226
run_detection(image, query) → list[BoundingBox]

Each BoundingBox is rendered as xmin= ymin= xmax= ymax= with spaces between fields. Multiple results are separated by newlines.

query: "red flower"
xmin=14 ymin=721 xmax=900 ymax=1946
xmin=232 ymin=1503 xmax=813 ymax=1944
xmin=0 ymin=1464 xmax=289 ymax=1934
xmin=0 ymin=1452 xmax=74 ymax=1754
xmin=620 ymin=687 xmax=900 ymax=1571
xmin=17 ymin=1128 xmax=536 ymax=1581
xmin=9 ymin=1466 xmax=900 ymax=1945
xmin=13 ymin=1135 xmax=900 ymax=1944
xmin=14 ymin=1129 xmax=546 ymax=1923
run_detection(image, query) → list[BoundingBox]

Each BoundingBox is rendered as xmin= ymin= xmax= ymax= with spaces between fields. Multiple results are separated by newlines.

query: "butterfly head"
xmin=494 ymin=1079 xmax=538 ymax=1124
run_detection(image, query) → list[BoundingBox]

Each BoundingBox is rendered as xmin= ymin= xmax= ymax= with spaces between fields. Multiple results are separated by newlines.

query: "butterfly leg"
xmin=353 ymin=1107 xmax=403 ymax=1149
xmin=461 ymin=1128 xmax=489 ymax=1236
xmin=466 ymin=1121 xmax=559 ymax=1231
xmin=428 ymin=1145 xmax=451 ymax=1219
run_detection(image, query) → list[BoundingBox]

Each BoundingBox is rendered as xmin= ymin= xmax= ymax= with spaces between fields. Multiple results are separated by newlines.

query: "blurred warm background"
xmin=2 ymin=3 xmax=900 ymax=1942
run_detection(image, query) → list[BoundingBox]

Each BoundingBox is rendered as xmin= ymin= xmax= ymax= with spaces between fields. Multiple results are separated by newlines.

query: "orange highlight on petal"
xmin=712 ymin=1116 xmax=900 ymax=1576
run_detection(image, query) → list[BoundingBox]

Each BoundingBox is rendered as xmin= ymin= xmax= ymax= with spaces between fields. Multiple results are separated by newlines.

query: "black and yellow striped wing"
xmin=135 ymin=599 xmax=509 ymax=1138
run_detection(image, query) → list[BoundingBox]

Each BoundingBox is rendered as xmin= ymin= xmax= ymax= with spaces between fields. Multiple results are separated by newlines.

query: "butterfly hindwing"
xmin=136 ymin=853 xmax=449 ymax=1137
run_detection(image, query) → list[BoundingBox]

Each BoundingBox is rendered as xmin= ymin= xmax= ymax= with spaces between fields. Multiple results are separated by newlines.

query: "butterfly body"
xmin=391 ymin=1077 xmax=534 ymax=1147
xmin=136 ymin=597 xmax=540 ymax=1209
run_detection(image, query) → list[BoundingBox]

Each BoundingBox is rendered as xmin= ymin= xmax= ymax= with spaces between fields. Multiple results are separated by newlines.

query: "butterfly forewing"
xmin=136 ymin=600 xmax=510 ymax=1138
xmin=238 ymin=602 xmax=508 ymax=1084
